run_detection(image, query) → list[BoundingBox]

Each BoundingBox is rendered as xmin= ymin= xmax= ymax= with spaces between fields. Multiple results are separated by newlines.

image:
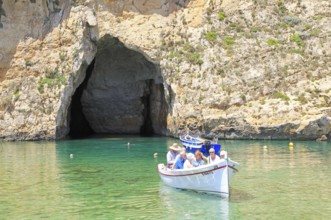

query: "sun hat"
xmin=169 ymin=143 xmax=181 ymax=151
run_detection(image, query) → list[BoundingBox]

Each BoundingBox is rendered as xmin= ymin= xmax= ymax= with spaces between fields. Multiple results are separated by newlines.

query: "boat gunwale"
xmin=157 ymin=160 xmax=239 ymax=177
xmin=180 ymin=139 xmax=204 ymax=146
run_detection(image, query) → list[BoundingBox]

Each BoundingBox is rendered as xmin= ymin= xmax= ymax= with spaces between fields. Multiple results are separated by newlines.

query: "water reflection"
xmin=0 ymin=141 xmax=60 ymax=218
xmin=229 ymin=140 xmax=331 ymax=219
xmin=159 ymin=183 xmax=229 ymax=219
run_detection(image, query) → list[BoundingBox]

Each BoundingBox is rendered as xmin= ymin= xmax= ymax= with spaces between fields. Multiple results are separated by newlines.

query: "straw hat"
xmin=169 ymin=143 xmax=181 ymax=151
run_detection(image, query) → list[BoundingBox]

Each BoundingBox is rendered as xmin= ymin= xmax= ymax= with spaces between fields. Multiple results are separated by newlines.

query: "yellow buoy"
xmin=289 ymin=142 xmax=294 ymax=147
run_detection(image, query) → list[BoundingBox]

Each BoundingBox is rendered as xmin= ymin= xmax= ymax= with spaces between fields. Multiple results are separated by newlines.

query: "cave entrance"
xmin=69 ymin=35 xmax=167 ymax=137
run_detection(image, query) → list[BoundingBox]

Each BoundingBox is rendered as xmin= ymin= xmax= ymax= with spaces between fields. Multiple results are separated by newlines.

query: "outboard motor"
xmin=205 ymin=141 xmax=211 ymax=153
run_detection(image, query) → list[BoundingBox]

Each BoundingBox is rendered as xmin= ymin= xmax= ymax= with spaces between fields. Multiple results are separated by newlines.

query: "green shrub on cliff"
xmin=0 ymin=95 xmax=12 ymax=111
xmin=273 ymin=92 xmax=290 ymax=101
xmin=25 ymin=60 xmax=34 ymax=67
xmin=169 ymin=41 xmax=203 ymax=66
xmin=275 ymin=0 xmax=287 ymax=15
xmin=218 ymin=11 xmax=226 ymax=21
xmin=294 ymin=94 xmax=308 ymax=104
xmin=185 ymin=52 xmax=203 ymax=65
xmin=204 ymin=31 xmax=217 ymax=43
xmin=291 ymin=33 xmax=302 ymax=47
xmin=222 ymin=36 xmax=235 ymax=47
xmin=267 ymin=38 xmax=279 ymax=47
xmin=13 ymin=90 xmax=20 ymax=102
xmin=59 ymin=51 xmax=67 ymax=62
xmin=45 ymin=68 xmax=60 ymax=79
xmin=37 ymin=68 xmax=66 ymax=93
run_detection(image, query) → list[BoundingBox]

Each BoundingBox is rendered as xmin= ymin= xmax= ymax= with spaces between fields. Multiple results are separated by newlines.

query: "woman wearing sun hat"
xmin=166 ymin=143 xmax=181 ymax=167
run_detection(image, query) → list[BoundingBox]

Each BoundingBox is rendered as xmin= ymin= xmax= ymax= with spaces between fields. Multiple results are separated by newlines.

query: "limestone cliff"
xmin=0 ymin=0 xmax=330 ymax=141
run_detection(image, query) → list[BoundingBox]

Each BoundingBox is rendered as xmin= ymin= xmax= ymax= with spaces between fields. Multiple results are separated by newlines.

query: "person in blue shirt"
xmin=166 ymin=143 xmax=181 ymax=168
xmin=174 ymin=150 xmax=186 ymax=169
xmin=192 ymin=150 xmax=206 ymax=167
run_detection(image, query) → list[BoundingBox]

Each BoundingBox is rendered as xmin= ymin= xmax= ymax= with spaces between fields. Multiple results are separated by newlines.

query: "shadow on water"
xmin=229 ymin=187 xmax=255 ymax=202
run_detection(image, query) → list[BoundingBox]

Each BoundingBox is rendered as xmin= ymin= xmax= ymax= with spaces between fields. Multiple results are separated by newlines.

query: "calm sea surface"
xmin=0 ymin=137 xmax=330 ymax=219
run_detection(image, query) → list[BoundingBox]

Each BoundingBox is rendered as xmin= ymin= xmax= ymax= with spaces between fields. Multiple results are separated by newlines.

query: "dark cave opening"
xmin=68 ymin=35 xmax=168 ymax=138
xmin=140 ymin=80 xmax=153 ymax=136
xmin=69 ymin=59 xmax=95 ymax=138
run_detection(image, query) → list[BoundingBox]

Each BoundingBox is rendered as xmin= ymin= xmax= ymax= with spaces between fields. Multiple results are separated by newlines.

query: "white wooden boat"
xmin=157 ymin=156 xmax=239 ymax=197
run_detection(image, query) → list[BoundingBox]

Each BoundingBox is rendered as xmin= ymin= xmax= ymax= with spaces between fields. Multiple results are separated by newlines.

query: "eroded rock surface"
xmin=0 ymin=0 xmax=330 ymax=140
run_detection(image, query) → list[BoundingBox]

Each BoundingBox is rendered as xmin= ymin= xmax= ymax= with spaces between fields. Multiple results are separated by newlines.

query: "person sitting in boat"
xmin=183 ymin=153 xmax=194 ymax=169
xmin=220 ymin=150 xmax=227 ymax=159
xmin=174 ymin=150 xmax=186 ymax=169
xmin=166 ymin=143 xmax=181 ymax=168
xmin=192 ymin=150 xmax=206 ymax=167
xmin=174 ymin=147 xmax=186 ymax=166
xmin=171 ymin=147 xmax=186 ymax=169
xmin=207 ymin=148 xmax=221 ymax=164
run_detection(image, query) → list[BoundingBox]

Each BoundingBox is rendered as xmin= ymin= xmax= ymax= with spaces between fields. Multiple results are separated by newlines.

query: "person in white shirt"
xmin=183 ymin=153 xmax=194 ymax=169
xmin=220 ymin=150 xmax=227 ymax=159
xmin=207 ymin=148 xmax=221 ymax=164
xmin=166 ymin=143 xmax=181 ymax=167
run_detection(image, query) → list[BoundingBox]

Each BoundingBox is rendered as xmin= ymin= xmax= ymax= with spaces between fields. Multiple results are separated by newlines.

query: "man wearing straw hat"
xmin=167 ymin=143 xmax=181 ymax=168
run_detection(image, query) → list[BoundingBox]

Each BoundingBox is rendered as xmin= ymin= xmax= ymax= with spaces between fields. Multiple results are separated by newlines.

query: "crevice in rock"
xmin=140 ymin=80 xmax=153 ymax=136
xmin=0 ymin=0 xmax=5 ymax=29
xmin=68 ymin=59 xmax=95 ymax=138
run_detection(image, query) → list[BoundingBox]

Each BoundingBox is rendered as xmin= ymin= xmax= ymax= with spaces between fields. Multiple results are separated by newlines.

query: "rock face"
xmin=0 ymin=0 xmax=330 ymax=141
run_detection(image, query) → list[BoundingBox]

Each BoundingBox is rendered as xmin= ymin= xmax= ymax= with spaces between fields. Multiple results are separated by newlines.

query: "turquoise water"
xmin=0 ymin=137 xmax=330 ymax=219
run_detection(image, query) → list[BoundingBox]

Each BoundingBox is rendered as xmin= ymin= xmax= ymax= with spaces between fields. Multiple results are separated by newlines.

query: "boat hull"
xmin=157 ymin=159 xmax=239 ymax=197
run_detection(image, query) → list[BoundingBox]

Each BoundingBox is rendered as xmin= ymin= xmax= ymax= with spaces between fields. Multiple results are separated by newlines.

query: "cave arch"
xmin=69 ymin=35 xmax=168 ymax=137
